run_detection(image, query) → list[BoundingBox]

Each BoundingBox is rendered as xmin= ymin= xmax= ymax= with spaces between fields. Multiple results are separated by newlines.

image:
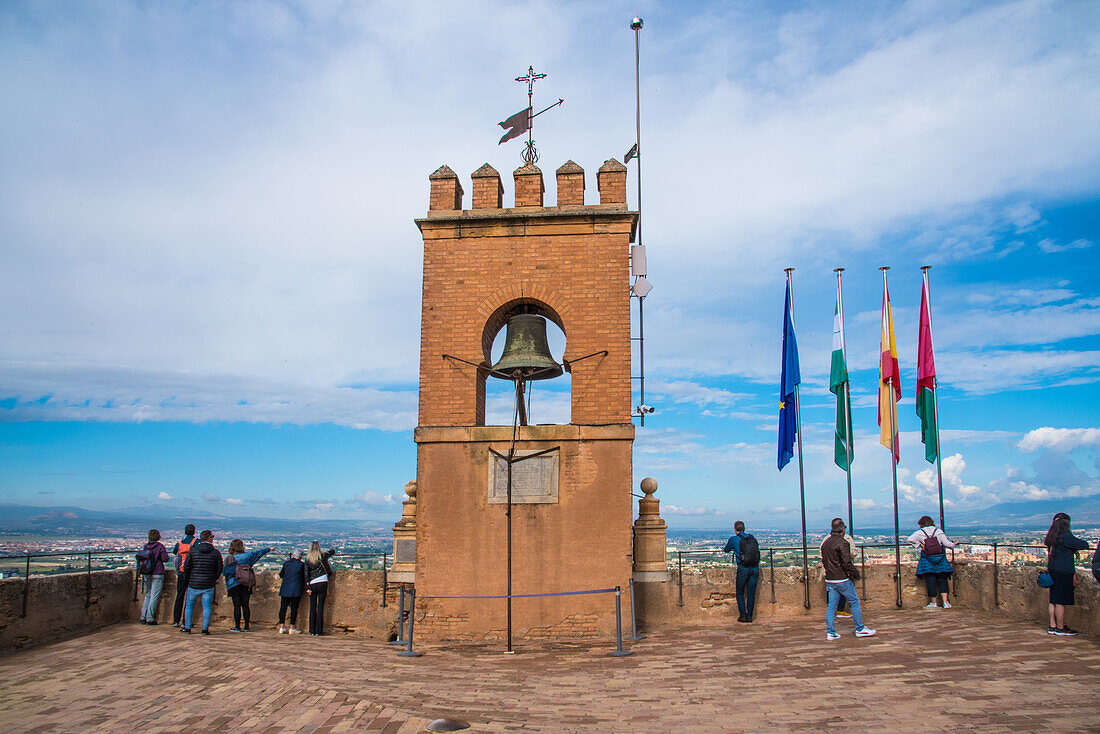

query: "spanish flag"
xmin=879 ymin=274 xmax=901 ymax=463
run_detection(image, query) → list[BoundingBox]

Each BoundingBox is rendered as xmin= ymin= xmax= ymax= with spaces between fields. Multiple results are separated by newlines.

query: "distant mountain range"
xmin=0 ymin=504 xmax=389 ymax=538
xmin=3 ymin=493 xmax=1097 ymax=539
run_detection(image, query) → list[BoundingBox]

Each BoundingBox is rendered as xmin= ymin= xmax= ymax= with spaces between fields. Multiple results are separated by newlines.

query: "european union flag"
xmin=778 ymin=280 xmax=801 ymax=470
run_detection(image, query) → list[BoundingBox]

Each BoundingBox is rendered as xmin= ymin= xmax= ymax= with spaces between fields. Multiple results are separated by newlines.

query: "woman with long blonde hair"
xmin=303 ymin=541 xmax=336 ymax=636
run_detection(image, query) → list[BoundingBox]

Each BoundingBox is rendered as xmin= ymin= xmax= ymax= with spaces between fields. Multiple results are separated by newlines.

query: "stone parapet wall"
xmin=634 ymin=560 xmax=1099 ymax=636
xmin=1 ymin=568 xmax=399 ymax=654
xmin=4 ymin=562 xmax=1095 ymax=653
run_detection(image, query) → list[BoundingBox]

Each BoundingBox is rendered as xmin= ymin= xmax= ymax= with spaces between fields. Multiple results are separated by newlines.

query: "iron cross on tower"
xmin=513 ymin=65 xmax=563 ymax=164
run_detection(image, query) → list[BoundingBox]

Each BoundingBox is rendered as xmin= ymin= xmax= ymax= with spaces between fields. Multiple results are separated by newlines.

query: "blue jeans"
xmin=826 ymin=580 xmax=867 ymax=634
xmin=183 ymin=587 xmax=215 ymax=630
xmin=736 ymin=566 xmax=759 ymax=618
xmin=140 ymin=574 xmax=164 ymax=622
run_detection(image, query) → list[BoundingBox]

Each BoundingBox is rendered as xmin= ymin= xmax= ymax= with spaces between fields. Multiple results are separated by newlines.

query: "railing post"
xmin=390 ymin=585 xmax=407 ymax=645
xmin=993 ymin=542 xmax=999 ymax=607
xmin=894 ymin=541 xmax=903 ymax=608
xmin=84 ymin=552 xmax=92 ymax=609
xmin=397 ymin=587 xmax=422 ymax=657
xmin=676 ymin=551 xmax=684 ymax=607
xmin=381 ymin=552 xmax=388 ymax=608
xmin=610 ymin=586 xmax=632 ymax=656
xmin=769 ymin=549 xmax=776 ymax=604
xmin=21 ymin=553 xmax=31 ymax=618
xmin=626 ymin=578 xmax=645 ymax=640
xmin=860 ymin=545 xmax=867 ymax=600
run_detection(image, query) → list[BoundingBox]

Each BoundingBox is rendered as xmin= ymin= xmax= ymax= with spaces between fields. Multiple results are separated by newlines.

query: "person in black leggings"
xmin=222 ymin=539 xmax=271 ymax=632
xmin=304 ymin=541 xmax=336 ymax=636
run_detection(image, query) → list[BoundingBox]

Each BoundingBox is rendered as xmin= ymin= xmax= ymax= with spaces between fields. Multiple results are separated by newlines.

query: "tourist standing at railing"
xmin=181 ymin=529 xmax=222 ymax=635
xmin=170 ymin=523 xmax=197 ymax=628
xmin=818 ymin=529 xmax=857 ymax=620
xmin=304 ymin=542 xmax=336 ymax=636
xmin=223 ymin=540 xmax=271 ymax=632
xmin=1092 ymin=541 xmax=1099 ymax=585
xmin=822 ymin=518 xmax=876 ymax=640
xmin=722 ymin=520 xmax=760 ymax=623
xmin=278 ymin=549 xmax=306 ymax=634
xmin=907 ymin=516 xmax=957 ymax=610
xmin=1044 ymin=512 xmax=1090 ymax=637
xmin=138 ymin=529 xmax=170 ymax=625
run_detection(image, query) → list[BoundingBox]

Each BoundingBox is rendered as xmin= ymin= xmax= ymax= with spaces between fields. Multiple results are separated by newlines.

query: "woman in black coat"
xmin=278 ymin=549 xmax=306 ymax=634
xmin=1044 ymin=512 xmax=1091 ymax=636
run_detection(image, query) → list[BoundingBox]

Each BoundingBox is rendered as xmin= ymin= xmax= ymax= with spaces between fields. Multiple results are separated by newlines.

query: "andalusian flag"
xmin=829 ymin=298 xmax=853 ymax=470
xmin=916 ymin=272 xmax=938 ymax=463
xmin=878 ymin=276 xmax=901 ymax=463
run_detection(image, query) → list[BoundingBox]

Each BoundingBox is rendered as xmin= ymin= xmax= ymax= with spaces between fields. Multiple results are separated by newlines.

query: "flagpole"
xmin=881 ymin=266 xmax=902 ymax=608
xmin=631 ymin=16 xmax=645 ymax=427
xmin=835 ymin=268 xmax=854 ymax=539
xmin=922 ymin=265 xmax=945 ymax=534
xmin=786 ymin=267 xmax=811 ymax=610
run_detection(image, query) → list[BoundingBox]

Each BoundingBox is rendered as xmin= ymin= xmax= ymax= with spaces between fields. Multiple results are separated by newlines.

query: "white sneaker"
xmin=925 ymin=602 xmax=939 ymax=609
xmin=942 ymin=601 xmax=952 ymax=609
xmin=826 ymin=632 xmax=841 ymax=641
xmin=855 ymin=627 xmax=877 ymax=637
xmin=278 ymin=626 xmax=287 ymax=634
xmin=289 ymin=628 xmax=302 ymax=634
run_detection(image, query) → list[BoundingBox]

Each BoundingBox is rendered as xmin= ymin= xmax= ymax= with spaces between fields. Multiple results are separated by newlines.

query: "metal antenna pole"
xmin=786 ymin=268 xmax=810 ymax=610
xmin=922 ymin=265 xmax=946 ymax=534
xmin=881 ymin=266 xmax=902 ymax=608
xmin=835 ymin=268 xmax=854 ymax=539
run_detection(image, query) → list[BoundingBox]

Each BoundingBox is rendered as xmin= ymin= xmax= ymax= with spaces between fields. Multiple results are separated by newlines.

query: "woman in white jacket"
xmin=908 ymin=516 xmax=957 ymax=609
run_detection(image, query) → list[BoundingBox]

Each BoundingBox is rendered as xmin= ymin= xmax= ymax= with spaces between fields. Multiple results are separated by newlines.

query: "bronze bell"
xmin=491 ymin=314 xmax=563 ymax=380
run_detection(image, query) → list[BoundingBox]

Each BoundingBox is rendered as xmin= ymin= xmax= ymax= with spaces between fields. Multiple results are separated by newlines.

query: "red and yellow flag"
xmin=878 ymin=276 xmax=901 ymax=463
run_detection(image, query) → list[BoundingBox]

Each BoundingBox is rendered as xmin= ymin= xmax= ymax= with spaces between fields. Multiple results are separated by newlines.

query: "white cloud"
xmin=1037 ymin=237 xmax=1092 ymax=253
xmin=916 ymin=453 xmax=978 ymax=498
xmin=1018 ymin=427 xmax=1100 ymax=452
xmin=156 ymin=491 xmax=173 ymax=501
xmin=352 ymin=489 xmax=396 ymax=507
xmin=202 ymin=493 xmax=220 ymax=503
xmin=663 ymin=505 xmax=726 ymax=516
xmin=224 ymin=498 xmax=243 ymax=505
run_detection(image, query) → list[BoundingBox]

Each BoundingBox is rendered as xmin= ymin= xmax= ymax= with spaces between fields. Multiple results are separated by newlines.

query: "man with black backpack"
xmin=723 ymin=520 xmax=760 ymax=623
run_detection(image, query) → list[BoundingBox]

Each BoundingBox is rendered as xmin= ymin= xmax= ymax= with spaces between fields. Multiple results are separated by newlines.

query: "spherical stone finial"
xmin=404 ymin=480 xmax=418 ymax=499
xmin=640 ymin=477 xmax=658 ymax=496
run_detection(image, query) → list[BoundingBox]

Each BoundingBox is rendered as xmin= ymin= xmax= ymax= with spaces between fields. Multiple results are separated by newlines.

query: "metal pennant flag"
xmin=498 ymin=108 xmax=531 ymax=145
xmin=624 ymin=143 xmax=638 ymax=163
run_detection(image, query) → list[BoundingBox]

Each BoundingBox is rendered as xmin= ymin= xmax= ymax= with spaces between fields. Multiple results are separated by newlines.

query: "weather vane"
xmin=497 ymin=65 xmax=563 ymax=164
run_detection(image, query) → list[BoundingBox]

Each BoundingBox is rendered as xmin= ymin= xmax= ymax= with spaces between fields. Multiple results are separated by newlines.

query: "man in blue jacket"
xmin=723 ymin=521 xmax=760 ymax=623
xmin=181 ymin=530 xmax=222 ymax=635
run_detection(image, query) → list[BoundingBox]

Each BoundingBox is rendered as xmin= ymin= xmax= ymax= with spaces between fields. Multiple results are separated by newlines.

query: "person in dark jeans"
xmin=723 ymin=520 xmax=759 ymax=623
xmin=223 ymin=539 xmax=272 ymax=632
xmin=278 ymin=549 xmax=306 ymax=634
xmin=171 ymin=523 xmax=197 ymax=627
xmin=181 ymin=529 xmax=223 ymax=635
xmin=304 ymin=541 xmax=336 ymax=636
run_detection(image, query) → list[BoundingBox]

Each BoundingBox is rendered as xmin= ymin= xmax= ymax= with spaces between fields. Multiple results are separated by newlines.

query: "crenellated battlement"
xmin=427 ymin=158 xmax=628 ymax=212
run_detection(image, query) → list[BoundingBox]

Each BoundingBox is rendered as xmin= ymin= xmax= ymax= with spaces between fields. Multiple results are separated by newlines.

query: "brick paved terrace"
xmin=2 ymin=608 xmax=1098 ymax=733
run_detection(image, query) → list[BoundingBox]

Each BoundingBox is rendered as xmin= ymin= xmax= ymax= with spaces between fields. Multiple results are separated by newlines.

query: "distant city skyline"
xmin=2 ymin=1 xmax=1099 ymax=531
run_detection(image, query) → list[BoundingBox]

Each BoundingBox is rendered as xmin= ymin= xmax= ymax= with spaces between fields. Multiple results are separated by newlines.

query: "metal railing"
xmin=0 ymin=548 xmax=394 ymax=618
xmin=667 ymin=537 xmax=1096 ymax=611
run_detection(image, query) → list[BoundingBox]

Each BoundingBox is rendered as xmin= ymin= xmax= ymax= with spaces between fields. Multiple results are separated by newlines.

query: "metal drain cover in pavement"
xmin=425 ymin=719 xmax=470 ymax=732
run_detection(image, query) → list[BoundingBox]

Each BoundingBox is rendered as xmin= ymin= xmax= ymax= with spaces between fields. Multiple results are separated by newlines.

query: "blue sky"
xmin=2 ymin=0 xmax=1099 ymax=529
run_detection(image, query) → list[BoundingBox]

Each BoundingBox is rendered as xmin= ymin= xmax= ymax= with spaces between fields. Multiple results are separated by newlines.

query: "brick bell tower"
xmin=410 ymin=158 xmax=637 ymax=641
